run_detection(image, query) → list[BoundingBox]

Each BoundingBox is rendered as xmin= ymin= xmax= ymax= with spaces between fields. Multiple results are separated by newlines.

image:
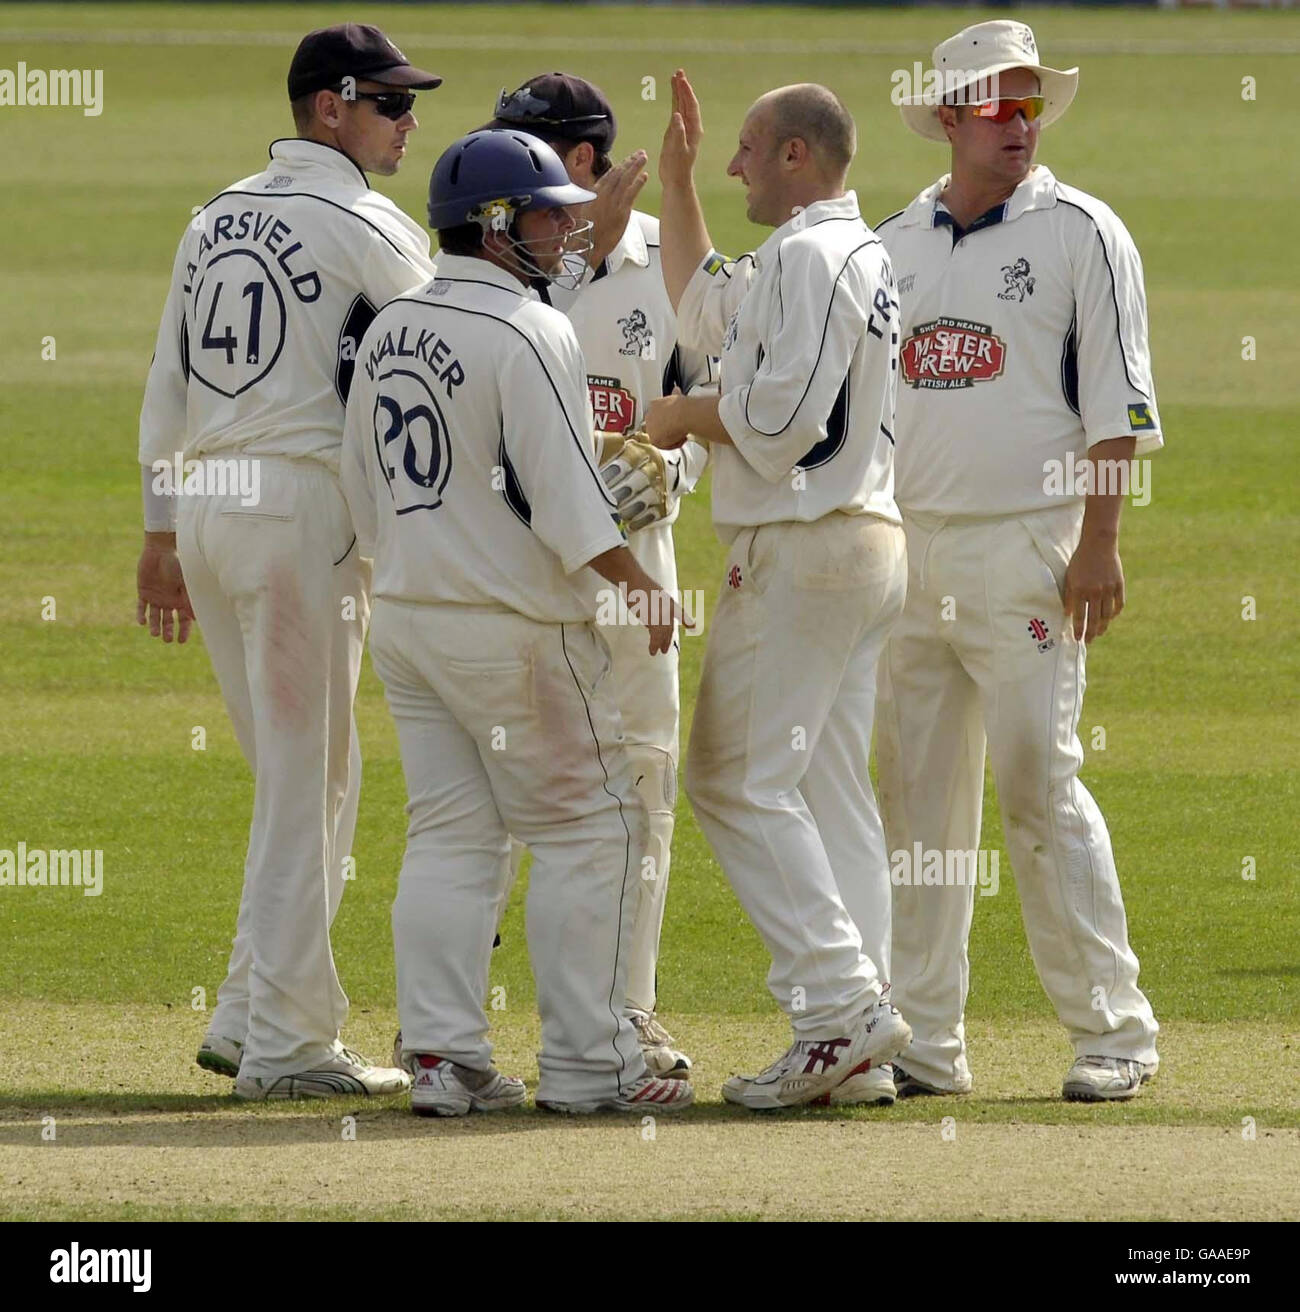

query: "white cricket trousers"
xmin=602 ymin=519 xmax=681 ymax=1016
xmin=875 ymin=503 xmax=1160 ymax=1092
xmin=685 ymin=515 xmax=907 ymax=1037
xmin=177 ymin=457 xmax=369 ymax=1080
xmin=507 ymin=521 xmax=681 ymax=1017
xmin=369 ymin=600 xmax=649 ymax=1105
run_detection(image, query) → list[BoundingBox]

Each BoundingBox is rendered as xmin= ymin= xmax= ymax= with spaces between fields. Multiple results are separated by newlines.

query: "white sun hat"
xmin=898 ymin=20 xmax=1079 ymax=143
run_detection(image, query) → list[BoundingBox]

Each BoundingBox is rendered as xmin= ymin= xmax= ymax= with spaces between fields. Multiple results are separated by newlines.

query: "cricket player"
xmin=136 ymin=23 xmax=441 ymax=1099
xmin=876 ymin=21 xmax=1162 ymax=1101
xmin=646 ymin=72 xmax=911 ymax=1109
xmin=341 ymin=129 xmax=695 ymax=1116
xmin=483 ymin=73 xmax=718 ymax=1080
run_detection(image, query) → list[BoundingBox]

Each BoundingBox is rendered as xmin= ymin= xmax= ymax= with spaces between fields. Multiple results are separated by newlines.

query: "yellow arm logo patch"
xmin=1127 ymin=403 xmax=1155 ymax=431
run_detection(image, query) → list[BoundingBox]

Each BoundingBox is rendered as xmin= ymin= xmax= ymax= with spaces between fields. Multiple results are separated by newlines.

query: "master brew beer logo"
xmin=901 ymin=316 xmax=1007 ymax=390
xmin=588 ymin=375 xmax=636 ymax=433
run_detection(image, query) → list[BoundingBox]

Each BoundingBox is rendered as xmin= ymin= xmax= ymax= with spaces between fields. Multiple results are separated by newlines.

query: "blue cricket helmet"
xmin=427 ymin=129 xmax=596 ymax=230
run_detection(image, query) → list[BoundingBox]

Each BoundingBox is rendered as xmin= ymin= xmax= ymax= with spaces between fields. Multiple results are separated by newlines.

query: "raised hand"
xmin=585 ymin=149 xmax=648 ymax=266
xmin=660 ymin=69 xmax=703 ymax=190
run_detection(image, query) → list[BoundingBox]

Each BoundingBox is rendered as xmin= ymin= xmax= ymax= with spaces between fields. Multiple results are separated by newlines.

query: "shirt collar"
xmin=897 ymin=165 xmax=1058 ymax=229
xmin=604 ymin=210 xmax=649 ymax=276
xmin=755 ymin=190 xmax=862 ymax=268
xmin=268 ymin=137 xmax=371 ymax=189
xmin=428 ymin=251 xmax=530 ymax=297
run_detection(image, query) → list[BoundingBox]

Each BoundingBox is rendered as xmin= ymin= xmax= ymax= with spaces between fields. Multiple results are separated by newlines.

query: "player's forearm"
xmin=1080 ymin=436 xmax=1136 ymax=543
xmin=584 ymin=543 xmax=661 ymax=597
xmin=678 ymin=395 xmax=731 ymax=446
xmin=645 ymin=393 xmax=731 ymax=452
xmin=141 ymin=464 xmax=177 ymax=534
xmin=659 ymin=180 xmax=712 ymax=312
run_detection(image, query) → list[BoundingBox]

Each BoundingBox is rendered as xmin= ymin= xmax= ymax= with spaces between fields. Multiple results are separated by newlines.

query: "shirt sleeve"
xmin=719 ymin=235 xmax=889 ymax=485
xmin=676 ymin=249 xmax=755 ymax=354
xmin=673 ymin=343 xmax=716 ymax=495
xmin=138 ymin=229 xmax=194 ymax=523
xmin=339 ymin=327 xmax=379 ymax=560
xmin=500 ymin=312 xmax=626 ymax=574
xmin=1070 ymin=205 xmax=1163 ymax=455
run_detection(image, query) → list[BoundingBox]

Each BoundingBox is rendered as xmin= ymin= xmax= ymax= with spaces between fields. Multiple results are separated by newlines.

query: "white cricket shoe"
xmin=1062 ymin=1056 xmax=1157 ymax=1102
xmin=196 ymin=1033 xmax=243 ymax=1078
xmin=893 ymin=1064 xmax=970 ymax=1099
xmin=818 ymin=1060 xmax=897 ymax=1107
xmin=234 ymin=1047 xmax=411 ymax=1101
xmin=723 ymin=996 xmax=912 ymax=1111
xmin=537 ymin=1073 xmax=695 ymax=1115
xmin=405 ymin=1053 xmax=526 ymax=1118
xmin=629 ymin=1011 xmax=692 ymax=1080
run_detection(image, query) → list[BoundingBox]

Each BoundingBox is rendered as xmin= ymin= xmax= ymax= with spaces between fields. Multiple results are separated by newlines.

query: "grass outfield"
xmin=0 ymin=5 xmax=1298 ymax=1221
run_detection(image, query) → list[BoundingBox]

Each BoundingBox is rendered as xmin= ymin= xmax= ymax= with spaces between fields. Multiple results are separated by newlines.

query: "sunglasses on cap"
xmin=334 ymin=88 xmax=418 ymax=121
xmin=493 ymin=86 xmax=609 ymax=129
xmin=969 ymin=95 xmax=1045 ymax=124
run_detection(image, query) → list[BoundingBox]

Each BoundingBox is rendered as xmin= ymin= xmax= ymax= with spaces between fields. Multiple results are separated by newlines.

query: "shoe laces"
xmin=751 ymin=1039 xmax=812 ymax=1080
xmin=632 ymin=1012 xmax=674 ymax=1047
xmin=1077 ymin=1055 xmax=1123 ymax=1071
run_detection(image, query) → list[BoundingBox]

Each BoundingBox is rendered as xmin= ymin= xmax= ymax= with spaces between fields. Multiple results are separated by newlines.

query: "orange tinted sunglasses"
xmin=970 ymin=96 xmax=1045 ymax=124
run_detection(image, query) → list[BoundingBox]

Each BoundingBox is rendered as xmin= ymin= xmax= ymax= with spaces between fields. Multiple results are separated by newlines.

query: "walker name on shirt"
xmin=589 ymin=374 xmax=637 ymax=434
xmin=189 ymin=210 xmax=322 ymax=303
xmin=901 ymin=316 xmax=1007 ymax=390
xmin=363 ymin=324 xmax=466 ymax=397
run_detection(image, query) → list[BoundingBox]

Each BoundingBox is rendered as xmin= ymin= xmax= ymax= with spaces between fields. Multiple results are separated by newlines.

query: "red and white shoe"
xmin=537 ymin=1073 xmax=695 ymax=1115
xmin=723 ymin=997 xmax=912 ymax=1110
xmin=815 ymin=1061 xmax=897 ymax=1107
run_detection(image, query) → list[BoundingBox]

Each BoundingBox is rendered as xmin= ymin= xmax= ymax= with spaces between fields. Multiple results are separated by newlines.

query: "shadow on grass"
xmin=0 ymin=1089 xmax=1286 ymax=1146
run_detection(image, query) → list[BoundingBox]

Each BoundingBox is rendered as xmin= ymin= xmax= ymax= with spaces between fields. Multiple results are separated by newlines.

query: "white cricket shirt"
xmin=340 ymin=254 xmax=626 ymax=624
xmin=677 ymin=191 xmax=902 ymax=544
xmin=139 ymin=139 xmax=437 ymax=482
xmin=876 ymin=165 xmax=1162 ymax=517
xmin=545 ymin=210 xmax=715 ymax=531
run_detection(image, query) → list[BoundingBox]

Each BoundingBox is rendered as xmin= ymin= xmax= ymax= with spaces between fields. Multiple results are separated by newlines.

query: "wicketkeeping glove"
xmin=601 ymin=434 xmax=679 ymax=532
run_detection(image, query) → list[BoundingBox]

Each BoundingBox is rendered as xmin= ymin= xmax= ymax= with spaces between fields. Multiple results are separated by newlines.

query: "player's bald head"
xmin=749 ymin=83 xmax=855 ymax=179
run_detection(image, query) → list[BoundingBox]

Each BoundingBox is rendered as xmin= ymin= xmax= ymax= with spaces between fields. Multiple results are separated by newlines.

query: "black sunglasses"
xmin=335 ymin=89 xmax=417 ymax=121
xmin=494 ymin=87 xmax=608 ymax=129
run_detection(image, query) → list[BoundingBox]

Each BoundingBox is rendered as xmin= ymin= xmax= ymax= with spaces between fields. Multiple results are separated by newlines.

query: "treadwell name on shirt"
xmin=589 ymin=374 xmax=636 ymax=434
xmin=901 ymin=315 xmax=1007 ymax=390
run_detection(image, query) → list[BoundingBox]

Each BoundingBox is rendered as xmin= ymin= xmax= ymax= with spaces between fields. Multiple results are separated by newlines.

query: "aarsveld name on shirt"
xmin=0 ymin=62 xmax=103 ymax=115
